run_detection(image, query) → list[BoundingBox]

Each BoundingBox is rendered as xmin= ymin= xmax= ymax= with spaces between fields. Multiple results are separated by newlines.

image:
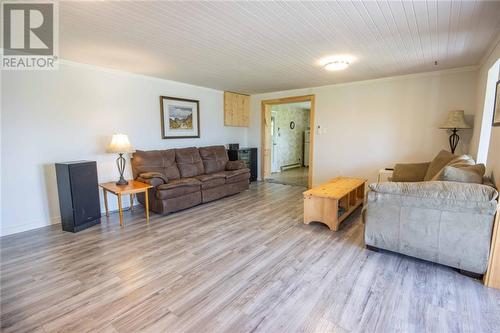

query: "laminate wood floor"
xmin=268 ymin=167 xmax=308 ymax=187
xmin=1 ymin=182 xmax=500 ymax=333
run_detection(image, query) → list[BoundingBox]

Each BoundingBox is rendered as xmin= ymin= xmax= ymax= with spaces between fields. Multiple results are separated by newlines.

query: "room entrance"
xmin=261 ymin=95 xmax=315 ymax=188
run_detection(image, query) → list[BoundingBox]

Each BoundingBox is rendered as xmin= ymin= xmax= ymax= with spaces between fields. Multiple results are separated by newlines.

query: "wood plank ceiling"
xmin=60 ymin=1 xmax=500 ymax=94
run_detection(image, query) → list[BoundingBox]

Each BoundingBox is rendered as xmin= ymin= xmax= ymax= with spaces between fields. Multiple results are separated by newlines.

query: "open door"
xmin=261 ymin=95 xmax=315 ymax=188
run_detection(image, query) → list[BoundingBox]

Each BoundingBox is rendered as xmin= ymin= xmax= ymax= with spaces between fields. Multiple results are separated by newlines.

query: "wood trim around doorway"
xmin=261 ymin=94 xmax=315 ymax=188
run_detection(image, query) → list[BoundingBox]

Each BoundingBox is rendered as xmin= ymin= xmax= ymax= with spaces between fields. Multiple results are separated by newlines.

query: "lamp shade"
xmin=107 ymin=133 xmax=134 ymax=153
xmin=439 ymin=110 xmax=471 ymax=129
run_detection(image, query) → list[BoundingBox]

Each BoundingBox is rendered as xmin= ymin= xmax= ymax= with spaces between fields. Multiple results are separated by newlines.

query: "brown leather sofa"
xmin=131 ymin=145 xmax=250 ymax=214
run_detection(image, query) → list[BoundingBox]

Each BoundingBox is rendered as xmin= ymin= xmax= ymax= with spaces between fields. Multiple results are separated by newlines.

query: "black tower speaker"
xmin=55 ymin=161 xmax=101 ymax=232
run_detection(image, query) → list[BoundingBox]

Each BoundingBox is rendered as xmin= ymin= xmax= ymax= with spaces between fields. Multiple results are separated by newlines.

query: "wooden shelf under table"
xmin=338 ymin=198 xmax=364 ymax=224
xmin=303 ymin=177 xmax=367 ymax=231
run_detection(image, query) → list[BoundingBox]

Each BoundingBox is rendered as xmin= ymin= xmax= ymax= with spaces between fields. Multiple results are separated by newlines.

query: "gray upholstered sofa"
xmin=364 ymin=150 xmax=498 ymax=275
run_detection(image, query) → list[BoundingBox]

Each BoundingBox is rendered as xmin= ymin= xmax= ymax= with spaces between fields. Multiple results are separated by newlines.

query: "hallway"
xmin=267 ymin=167 xmax=308 ymax=187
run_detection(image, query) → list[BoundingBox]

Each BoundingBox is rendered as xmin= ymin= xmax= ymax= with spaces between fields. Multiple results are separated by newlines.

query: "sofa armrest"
xmin=369 ymin=181 xmax=498 ymax=203
xmin=226 ymin=160 xmax=245 ymax=171
xmin=137 ymin=172 xmax=167 ymax=187
xmin=391 ymin=162 xmax=430 ymax=182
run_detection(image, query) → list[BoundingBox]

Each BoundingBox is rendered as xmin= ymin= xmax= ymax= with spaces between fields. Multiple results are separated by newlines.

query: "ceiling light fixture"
xmin=324 ymin=60 xmax=350 ymax=71
xmin=319 ymin=55 xmax=354 ymax=71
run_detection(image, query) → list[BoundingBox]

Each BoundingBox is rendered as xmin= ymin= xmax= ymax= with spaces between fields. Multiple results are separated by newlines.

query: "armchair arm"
xmin=137 ymin=172 xmax=167 ymax=187
xmin=391 ymin=162 xmax=430 ymax=182
xmin=226 ymin=160 xmax=246 ymax=171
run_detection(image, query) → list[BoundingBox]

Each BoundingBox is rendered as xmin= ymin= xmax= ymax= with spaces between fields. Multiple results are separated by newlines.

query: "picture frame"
xmin=160 ymin=96 xmax=200 ymax=139
xmin=493 ymin=80 xmax=500 ymax=127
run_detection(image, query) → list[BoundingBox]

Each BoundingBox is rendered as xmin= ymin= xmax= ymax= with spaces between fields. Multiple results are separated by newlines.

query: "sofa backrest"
xmin=131 ymin=149 xmax=180 ymax=180
xmin=198 ymin=145 xmax=228 ymax=174
xmin=175 ymin=147 xmax=205 ymax=178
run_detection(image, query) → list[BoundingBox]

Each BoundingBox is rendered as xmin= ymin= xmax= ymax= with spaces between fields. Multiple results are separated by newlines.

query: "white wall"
xmin=1 ymin=61 xmax=247 ymax=236
xmin=271 ymin=103 xmax=310 ymax=169
xmin=470 ymin=40 xmax=500 ymax=188
xmin=249 ymin=68 xmax=478 ymax=186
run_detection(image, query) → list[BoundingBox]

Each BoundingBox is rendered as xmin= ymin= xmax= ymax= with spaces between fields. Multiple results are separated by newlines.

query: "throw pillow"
xmin=438 ymin=164 xmax=485 ymax=184
xmin=423 ymin=150 xmax=455 ymax=181
xmin=391 ymin=162 xmax=430 ymax=182
xmin=430 ymin=154 xmax=475 ymax=180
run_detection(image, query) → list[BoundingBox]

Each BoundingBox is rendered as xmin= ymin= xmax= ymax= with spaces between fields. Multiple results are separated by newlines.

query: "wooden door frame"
xmin=261 ymin=94 xmax=315 ymax=188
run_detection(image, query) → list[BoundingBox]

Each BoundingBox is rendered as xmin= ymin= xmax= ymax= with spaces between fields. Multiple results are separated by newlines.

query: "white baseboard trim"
xmin=0 ymin=216 xmax=61 ymax=237
xmin=0 ymin=201 xmax=137 ymax=237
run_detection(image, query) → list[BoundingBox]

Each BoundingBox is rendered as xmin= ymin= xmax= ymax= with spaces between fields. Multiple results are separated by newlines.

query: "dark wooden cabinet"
xmin=55 ymin=161 xmax=101 ymax=232
xmin=227 ymin=148 xmax=257 ymax=182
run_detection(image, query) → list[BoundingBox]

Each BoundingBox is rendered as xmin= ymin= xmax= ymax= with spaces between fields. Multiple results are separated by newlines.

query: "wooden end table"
xmin=303 ymin=177 xmax=367 ymax=231
xmin=99 ymin=180 xmax=153 ymax=226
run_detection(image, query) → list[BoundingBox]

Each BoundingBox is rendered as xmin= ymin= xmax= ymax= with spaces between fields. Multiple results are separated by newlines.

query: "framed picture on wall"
xmin=160 ymin=96 xmax=200 ymax=138
xmin=493 ymin=80 xmax=500 ymax=127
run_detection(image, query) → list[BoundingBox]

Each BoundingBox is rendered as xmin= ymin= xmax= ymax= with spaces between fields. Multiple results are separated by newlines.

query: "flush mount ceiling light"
xmin=319 ymin=55 xmax=354 ymax=71
xmin=324 ymin=60 xmax=349 ymax=71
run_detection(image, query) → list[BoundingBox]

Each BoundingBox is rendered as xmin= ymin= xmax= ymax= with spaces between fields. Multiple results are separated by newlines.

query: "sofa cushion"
xmin=156 ymin=178 xmax=201 ymax=199
xmin=132 ymin=149 xmax=180 ymax=180
xmin=438 ymin=164 xmax=485 ymax=184
xmin=198 ymin=146 xmax=229 ymax=174
xmin=392 ymin=162 xmax=430 ymax=182
xmin=195 ymin=172 xmax=226 ymax=189
xmin=175 ymin=147 xmax=205 ymax=178
xmin=423 ymin=150 xmax=455 ymax=181
xmin=447 ymin=155 xmax=475 ymax=167
xmin=431 ymin=155 xmax=476 ymax=181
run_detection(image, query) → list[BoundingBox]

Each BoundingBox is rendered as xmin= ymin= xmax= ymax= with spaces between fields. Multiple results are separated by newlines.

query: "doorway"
xmin=261 ymin=95 xmax=315 ymax=188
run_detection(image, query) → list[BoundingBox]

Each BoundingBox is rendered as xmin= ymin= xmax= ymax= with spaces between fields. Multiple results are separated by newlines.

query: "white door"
xmin=271 ymin=114 xmax=280 ymax=173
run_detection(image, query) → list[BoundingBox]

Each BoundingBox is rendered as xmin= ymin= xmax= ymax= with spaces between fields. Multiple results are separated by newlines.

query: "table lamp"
xmin=439 ymin=110 xmax=471 ymax=154
xmin=107 ymin=133 xmax=134 ymax=185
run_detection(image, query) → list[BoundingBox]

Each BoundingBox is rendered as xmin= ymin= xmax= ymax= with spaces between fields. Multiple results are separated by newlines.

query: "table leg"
xmin=129 ymin=194 xmax=134 ymax=211
xmin=117 ymin=194 xmax=123 ymax=226
xmin=103 ymin=189 xmax=109 ymax=217
xmin=145 ymin=190 xmax=150 ymax=223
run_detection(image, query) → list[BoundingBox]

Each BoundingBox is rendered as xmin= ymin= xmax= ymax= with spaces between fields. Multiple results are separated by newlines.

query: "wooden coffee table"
xmin=303 ymin=177 xmax=366 ymax=231
xmin=100 ymin=180 xmax=153 ymax=226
